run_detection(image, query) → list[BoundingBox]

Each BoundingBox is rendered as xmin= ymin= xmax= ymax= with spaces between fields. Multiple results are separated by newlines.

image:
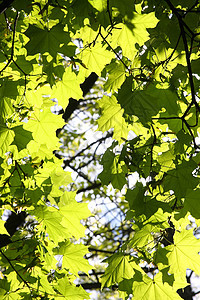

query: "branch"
xmin=62 ymin=132 xmax=112 ymax=167
xmin=98 ymin=26 xmax=130 ymax=71
xmin=182 ymin=118 xmax=199 ymax=149
xmin=193 ymin=290 xmax=200 ymax=296
xmin=0 ymin=249 xmax=31 ymax=290
xmin=89 ymin=247 xmax=115 ymax=254
xmin=66 ymin=164 xmax=94 ymax=184
xmin=165 ymin=0 xmax=200 ymax=117
xmin=78 ymin=282 xmax=118 ymax=290
xmin=0 ymin=0 xmax=14 ymax=14
xmin=0 ymin=12 xmax=19 ymax=74
xmin=106 ymin=0 xmax=113 ymax=27
xmin=150 ymin=124 xmax=156 ymax=176
xmin=77 ymin=182 xmax=101 ymax=194
xmin=78 ymin=282 xmax=101 ymax=290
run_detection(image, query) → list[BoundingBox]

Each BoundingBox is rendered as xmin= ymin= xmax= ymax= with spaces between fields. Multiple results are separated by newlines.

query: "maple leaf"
xmin=56 ymin=277 xmax=90 ymax=299
xmin=25 ymin=23 xmax=71 ymax=57
xmin=155 ymin=229 xmax=200 ymax=277
xmin=53 ymin=241 xmax=92 ymax=275
xmin=52 ymin=67 xmax=83 ymax=108
xmin=23 ymin=108 xmax=65 ymax=149
xmin=101 ymin=253 xmax=136 ymax=289
xmin=132 ymin=272 xmax=182 ymax=300
xmin=97 ymin=95 xmax=130 ymax=143
xmin=79 ymin=43 xmax=114 ymax=76
xmin=60 ymin=201 xmax=91 ymax=239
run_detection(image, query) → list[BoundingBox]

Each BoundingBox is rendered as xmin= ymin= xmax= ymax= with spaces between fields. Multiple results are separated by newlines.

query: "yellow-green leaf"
xmin=97 ymin=95 xmax=130 ymax=143
xmin=54 ymin=241 xmax=92 ymax=275
xmin=52 ymin=67 xmax=83 ymax=108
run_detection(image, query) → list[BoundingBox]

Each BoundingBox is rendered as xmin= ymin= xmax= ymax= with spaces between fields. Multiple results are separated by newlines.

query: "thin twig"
xmin=98 ymin=26 xmax=130 ymax=71
xmin=0 ymin=249 xmax=31 ymax=290
xmin=106 ymin=0 xmax=113 ymax=27
xmin=0 ymin=12 xmax=19 ymax=74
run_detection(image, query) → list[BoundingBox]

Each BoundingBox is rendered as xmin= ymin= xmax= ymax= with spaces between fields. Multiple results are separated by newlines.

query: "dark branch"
xmin=77 ymin=182 xmax=101 ymax=194
xmin=106 ymin=0 xmax=113 ymax=27
xmin=89 ymin=247 xmax=115 ymax=254
xmin=165 ymin=0 xmax=200 ymax=117
xmin=0 ymin=249 xmax=31 ymax=289
xmin=0 ymin=0 xmax=14 ymax=14
xmin=62 ymin=132 xmax=113 ymax=167
xmin=79 ymin=282 xmax=101 ymax=290
xmin=0 ymin=12 xmax=19 ymax=74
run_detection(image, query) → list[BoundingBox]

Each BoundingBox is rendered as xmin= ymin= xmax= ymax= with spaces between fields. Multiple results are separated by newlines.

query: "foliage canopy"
xmin=0 ymin=0 xmax=200 ymax=299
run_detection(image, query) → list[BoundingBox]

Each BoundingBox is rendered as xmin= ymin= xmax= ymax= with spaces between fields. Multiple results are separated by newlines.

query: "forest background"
xmin=0 ymin=0 xmax=200 ymax=299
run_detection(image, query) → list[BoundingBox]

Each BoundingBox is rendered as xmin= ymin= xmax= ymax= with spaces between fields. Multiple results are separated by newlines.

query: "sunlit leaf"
xmin=52 ymin=67 xmax=83 ymax=108
xmin=53 ymin=241 xmax=92 ymax=275
xmin=60 ymin=202 xmax=91 ymax=239
xmin=97 ymin=95 xmax=130 ymax=143
xmin=79 ymin=43 xmax=114 ymax=76
xmin=132 ymin=272 xmax=181 ymax=300
xmin=101 ymin=253 xmax=136 ymax=289
xmin=56 ymin=277 xmax=90 ymax=299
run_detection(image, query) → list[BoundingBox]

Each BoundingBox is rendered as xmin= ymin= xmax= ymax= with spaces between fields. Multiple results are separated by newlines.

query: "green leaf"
xmin=79 ymin=43 xmax=114 ymax=76
xmin=0 ymin=220 xmax=9 ymax=235
xmin=0 ymin=124 xmax=15 ymax=156
xmin=98 ymin=149 xmax=127 ymax=189
xmin=1 ymin=1 xmax=200 ymax=298
xmin=23 ymin=108 xmax=65 ymax=149
xmin=163 ymin=160 xmax=198 ymax=199
xmin=101 ymin=253 xmax=136 ymax=289
xmin=118 ymin=76 xmax=160 ymax=124
xmin=174 ymin=130 xmax=193 ymax=154
xmin=110 ymin=12 xmax=158 ymax=59
xmin=132 ymin=272 xmax=182 ymax=300
xmin=159 ymin=266 xmax=188 ymax=290
xmin=32 ymin=206 xmax=69 ymax=243
xmin=52 ymin=67 xmax=83 ymax=108
xmin=157 ymin=149 xmax=175 ymax=173
xmin=3 ymin=292 xmax=20 ymax=299
xmin=110 ymin=0 xmax=135 ymax=17
xmin=50 ymin=168 xmax=72 ymax=196
xmin=126 ymin=184 xmax=171 ymax=220
xmin=0 ymin=78 xmax=19 ymax=100
xmin=88 ymin=0 xmax=106 ymax=12
xmin=25 ymin=23 xmax=71 ymax=57
xmin=128 ymin=224 xmax=154 ymax=248
xmin=156 ymin=229 xmax=200 ymax=276
xmin=11 ymin=56 xmax=36 ymax=75
xmin=88 ymin=0 xmax=110 ymax=27
xmin=56 ymin=277 xmax=90 ymax=299
xmin=182 ymin=189 xmax=200 ymax=219
xmin=104 ymin=61 xmax=126 ymax=92
xmin=147 ymin=84 xmax=180 ymax=116
xmin=59 ymin=201 xmax=91 ymax=239
xmin=97 ymin=95 xmax=130 ymax=143
xmin=53 ymin=241 xmax=92 ymax=275
xmin=12 ymin=126 xmax=32 ymax=151
xmin=0 ymin=98 xmax=14 ymax=120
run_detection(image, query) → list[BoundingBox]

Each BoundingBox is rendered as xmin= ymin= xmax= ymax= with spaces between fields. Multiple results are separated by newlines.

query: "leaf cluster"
xmin=0 ymin=0 xmax=200 ymax=299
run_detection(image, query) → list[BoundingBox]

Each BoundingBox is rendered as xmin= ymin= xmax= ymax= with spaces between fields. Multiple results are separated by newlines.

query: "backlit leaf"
xmin=54 ymin=241 xmax=92 ymax=275
xmin=101 ymin=253 xmax=136 ymax=289
xmin=97 ymin=95 xmax=130 ymax=143
xmin=52 ymin=67 xmax=83 ymax=108
xmin=132 ymin=272 xmax=181 ymax=300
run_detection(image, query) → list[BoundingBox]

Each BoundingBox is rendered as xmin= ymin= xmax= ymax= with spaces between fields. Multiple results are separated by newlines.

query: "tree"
xmin=0 ymin=0 xmax=200 ymax=299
